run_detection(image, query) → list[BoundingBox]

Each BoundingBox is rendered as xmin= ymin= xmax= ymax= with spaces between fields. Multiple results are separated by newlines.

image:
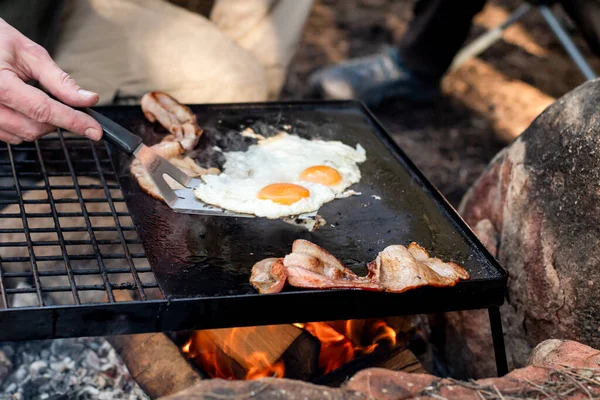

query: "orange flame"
xmin=182 ymin=330 xmax=285 ymax=380
xmin=245 ymin=352 xmax=285 ymax=380
xmin=182 ymin=319 xmax=397 ymax=379
xmin=182 ymin=332 xmax=236 ymax=379
xmin=295 ymin=319 xmax=397 ymax=374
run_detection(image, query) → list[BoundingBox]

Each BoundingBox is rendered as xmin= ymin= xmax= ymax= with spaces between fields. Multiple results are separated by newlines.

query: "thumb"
xmin=19 ymin=42 xmax=99 ymax=107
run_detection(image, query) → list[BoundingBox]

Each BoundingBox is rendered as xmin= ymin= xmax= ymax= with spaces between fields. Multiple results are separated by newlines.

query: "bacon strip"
xmin=367 ymin=244 xmax=466 ymax=293
xmin=133 ymin=92 xmax=214 ymax=201
xmin=250 ymin=240 xmax=469 ymax=294
xmin=283 ymin=244 xmax=381 ymax=291
xmin=141 ymin=91 xmax=203 ymax=151
xmin=250 ymin=258 xmax=287 ymax=294
xmin=130 ymin=141 xmax=218 ymax=201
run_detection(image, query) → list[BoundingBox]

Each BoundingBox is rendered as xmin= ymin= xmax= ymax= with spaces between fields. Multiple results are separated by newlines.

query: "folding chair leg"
xmin=450 ymin=3 xmax=533 ymax=71
xmin=539 ymin=5 xmax=597 ymax=80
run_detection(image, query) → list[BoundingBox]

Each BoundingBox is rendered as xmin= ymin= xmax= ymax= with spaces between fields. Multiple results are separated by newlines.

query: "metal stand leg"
xmin=450 ymin=3 xmax=533 ymax=71
xmin=539 ymin=5 xmax=597 ymax=80
xmin=451 ymin=3 xmax=597 ymax=81
xmin=488 ymin=306 xmax=508 ymax=376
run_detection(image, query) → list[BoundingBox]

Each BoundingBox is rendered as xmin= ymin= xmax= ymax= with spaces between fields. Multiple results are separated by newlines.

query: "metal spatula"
xmin=84 ymin=108 xmax=317 ymax=219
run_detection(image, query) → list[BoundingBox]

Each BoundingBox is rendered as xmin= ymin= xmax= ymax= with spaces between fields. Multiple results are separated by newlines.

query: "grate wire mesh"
xmin=0 ymin=129 xmax=164 ymax=309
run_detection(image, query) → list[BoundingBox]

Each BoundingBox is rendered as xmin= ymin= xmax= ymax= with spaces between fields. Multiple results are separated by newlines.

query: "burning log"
xmin=182 ymin=325 xmax=320 ymax=381
xmin=180 ymin=319 xmax=403 ymax=382
xmin=374 ymin=347 xmax=427 ymax=374
xmin=107 ymin=332 xmax=202 ymax=399
xmin=295 ymin=319 xmax=399 ymax=377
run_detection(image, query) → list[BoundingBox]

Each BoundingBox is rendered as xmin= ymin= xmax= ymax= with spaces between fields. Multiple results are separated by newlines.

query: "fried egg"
xmin=193 ymin=133 xmax=366 ymax=218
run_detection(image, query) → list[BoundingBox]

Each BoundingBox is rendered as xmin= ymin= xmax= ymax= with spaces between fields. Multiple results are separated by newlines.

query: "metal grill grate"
xmin=0 ymin=130 xmax=164 ymax=309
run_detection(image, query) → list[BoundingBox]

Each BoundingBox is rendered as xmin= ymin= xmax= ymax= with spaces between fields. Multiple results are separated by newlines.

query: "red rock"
xmin=445 ymin=79 xmax=600 ymax=377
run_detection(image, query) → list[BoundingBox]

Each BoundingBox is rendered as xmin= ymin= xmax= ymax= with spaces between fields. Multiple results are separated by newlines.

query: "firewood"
xmin=314 ymin=346 xmax=425 ymax=387
xmin=191 ymin=324 xmax=320 ymax=380
xmin=374 ymin=347 xmax=427 ymax=374
xmin=107 ymin=332 xmax=202 ymax=399
xmin=201 ymin=325 xmax=304 ymax=369
xmin=280 ymin=328 xmax=320 ymax=381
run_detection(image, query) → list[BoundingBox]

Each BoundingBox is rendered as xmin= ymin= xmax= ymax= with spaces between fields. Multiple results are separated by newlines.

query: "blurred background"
xmin=172 ymin=0 xmax=598 ymax=206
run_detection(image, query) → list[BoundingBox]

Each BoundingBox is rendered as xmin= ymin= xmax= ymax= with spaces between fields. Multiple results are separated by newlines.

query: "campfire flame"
xmin=182 ymin=319 xmax=397 ymax=380
xmin=182 ymin=329 xmax=286 ymax=380
xmin=245 ymin=352 xmax=285 ymax=380
xmin=295 ymin=319 xmax=396 ymax=374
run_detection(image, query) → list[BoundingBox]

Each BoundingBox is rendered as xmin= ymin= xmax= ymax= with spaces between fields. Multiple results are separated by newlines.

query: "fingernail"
xmin=85 ymin=127 xmax=101 ymax=140
xmin=78 ymin=89 xmax=98 ymax=99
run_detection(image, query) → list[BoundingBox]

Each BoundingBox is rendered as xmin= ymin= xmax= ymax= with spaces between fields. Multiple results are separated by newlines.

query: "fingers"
xmin=17 ymin=42 xmax=99 ymax=108
xmin=0 ymin=128 xmax=23 ymax=145
xmin=0 ymin=70 xmax=103 ymax=140
xmin=0 ymin=104 xmax=53 ymax=142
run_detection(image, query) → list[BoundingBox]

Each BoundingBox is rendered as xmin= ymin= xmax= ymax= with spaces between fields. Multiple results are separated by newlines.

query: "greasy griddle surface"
xmin=104 ymin=102 xmax=503 ymax=299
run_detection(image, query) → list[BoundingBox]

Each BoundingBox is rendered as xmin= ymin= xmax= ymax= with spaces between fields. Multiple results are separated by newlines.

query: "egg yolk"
xmin=257 ymin=183 xmax=310 ymax=205
xmin=299 ymin=165 xmax=342 ymax=186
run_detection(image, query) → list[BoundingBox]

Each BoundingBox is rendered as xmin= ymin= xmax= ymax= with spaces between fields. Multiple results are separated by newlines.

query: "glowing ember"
xmin=182 ymin=319 xmax=397 ymax=379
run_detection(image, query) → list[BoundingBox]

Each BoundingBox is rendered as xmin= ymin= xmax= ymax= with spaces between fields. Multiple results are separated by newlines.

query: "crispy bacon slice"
xmin=250 ymin=258 xmax=288 ymax=294
xmin=407 ymin=243 xmax=470 ymax=281
xmin=367 ymin=244 xmax=468 ymax=293
xmin=132 ymin=91 xmax=210 ymax=202
xmin=141 ymin=91 xmax=203 ymax=150
xmin=130 ymin=141 xmax=219 ymax=201
xmin=283 ymin=240 xmax=381 ymax=290
xmin=250 ymin=240 xmax=469 ymax=294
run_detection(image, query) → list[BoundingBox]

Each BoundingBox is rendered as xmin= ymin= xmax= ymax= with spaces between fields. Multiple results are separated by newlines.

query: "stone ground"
xmin=1 ymin=0 xmax=599 ymax=398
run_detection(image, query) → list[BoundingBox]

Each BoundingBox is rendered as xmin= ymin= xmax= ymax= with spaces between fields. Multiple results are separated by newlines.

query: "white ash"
xmin=371 ymin=195 xmax=382 ymax=200
xmin=0 ymin=338 xmax=149 ymax=400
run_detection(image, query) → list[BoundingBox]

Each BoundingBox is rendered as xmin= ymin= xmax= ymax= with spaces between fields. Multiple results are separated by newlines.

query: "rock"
xmin=159 ymin=378 xmax=361 ymax=400
xmin=159 ymin=340 xmax=600 ymax=400
xmin=527 ymin=339 xmax=600 ymax=369
xmin=442 ymin=78 xmax=600 ymax=378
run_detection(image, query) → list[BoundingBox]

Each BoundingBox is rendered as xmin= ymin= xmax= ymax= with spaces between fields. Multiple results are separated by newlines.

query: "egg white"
xmin=193 ymin=133 xmax=366 ymax=218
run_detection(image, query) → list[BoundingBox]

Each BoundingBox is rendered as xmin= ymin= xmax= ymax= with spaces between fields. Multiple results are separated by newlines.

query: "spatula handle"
xmin=84 ymin=108 xmax=143 ymax=155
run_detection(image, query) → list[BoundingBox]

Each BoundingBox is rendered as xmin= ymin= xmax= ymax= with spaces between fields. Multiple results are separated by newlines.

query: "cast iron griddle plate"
xmin=105 ymin=101 xmax=506 ymax=331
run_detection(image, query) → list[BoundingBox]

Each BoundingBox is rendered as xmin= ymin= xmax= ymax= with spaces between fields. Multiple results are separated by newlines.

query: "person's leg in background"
xmin=209 ymin=0 xmax=315 ymax=100
xmin=310 ymin=0 xmax=487 ymax=106
xmin=559 ymin=0 xmax=600 ymax=57
xmin=399 ymin=0 xmax=487 ymax=83
xmin=53 ymin=0 xmax=270 ymax=105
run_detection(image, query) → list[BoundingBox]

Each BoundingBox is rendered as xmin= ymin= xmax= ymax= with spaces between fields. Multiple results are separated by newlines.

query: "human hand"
xmin=0 ymin=18 xmax=102 ymax=144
